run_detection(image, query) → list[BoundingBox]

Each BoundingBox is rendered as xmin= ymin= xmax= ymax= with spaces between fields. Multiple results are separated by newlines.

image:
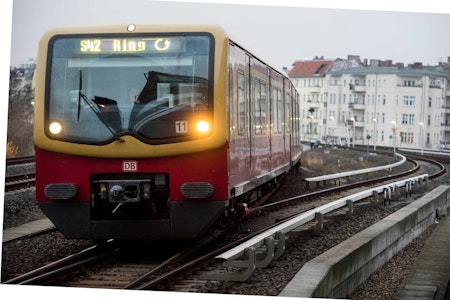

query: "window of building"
xmin=400 ymin=131 xmax=414 ymax=144
xmin=402 ymin=114 xmax=408 ymax=124
xmin=402 ymin=114 xmax=415 ymax=125
xmin=403 ymin=96 xmax=415 ymax=106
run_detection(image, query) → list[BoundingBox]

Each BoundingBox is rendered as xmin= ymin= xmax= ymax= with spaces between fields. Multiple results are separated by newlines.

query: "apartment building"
xmin=289 ymin=56 xmax=450 ymax=150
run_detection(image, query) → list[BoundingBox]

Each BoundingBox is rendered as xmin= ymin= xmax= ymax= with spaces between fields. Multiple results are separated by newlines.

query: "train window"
xmin=274 ymin=88 xmax=282 ymax=134
xmin=237 ymin=70 xmax=246 ymax=136
xmin=227 ymin=64 xmax=233 ymax=97
xmin=293 ymin=90 xmax=300 ymax=134
xmin=254 ymin=79 xmax=267 ymax=135
xmin=285 ymin=91 xmax=291 ymax=134
xmin=46 ymin=34 xmax=213 ymax=145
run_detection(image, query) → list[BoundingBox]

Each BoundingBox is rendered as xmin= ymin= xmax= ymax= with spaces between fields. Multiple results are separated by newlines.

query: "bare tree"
xmin=7 ymin=68 xmax=35 ymax=158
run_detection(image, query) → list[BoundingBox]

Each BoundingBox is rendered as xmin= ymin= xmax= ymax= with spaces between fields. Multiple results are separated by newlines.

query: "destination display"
xmin=79 ymin=37 xmax=185 ymax=54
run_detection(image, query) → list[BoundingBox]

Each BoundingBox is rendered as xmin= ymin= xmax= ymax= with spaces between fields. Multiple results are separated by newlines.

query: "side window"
xmin=260 ymin=81 xmax=267 ymax=135
xmin=285 ymin=90 xmax=291 ymax=134
xmin=254 ymin=79 xmax=267 ymax=135
xmin=291 ymin=87 xmax=299 ymax=135
xmin=237 ymin=70 xmax=246 ymax=136
xmin=273 ymin=88 xmax=282 ymax=134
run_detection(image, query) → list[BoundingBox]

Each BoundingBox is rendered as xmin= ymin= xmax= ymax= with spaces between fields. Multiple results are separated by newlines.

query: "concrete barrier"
xmin=279 ymin=185 xmax=450 ymax=299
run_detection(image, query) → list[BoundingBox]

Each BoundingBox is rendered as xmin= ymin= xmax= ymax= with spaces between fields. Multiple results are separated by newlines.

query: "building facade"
xmin=289 ymin=57 xmax=450 ymax=150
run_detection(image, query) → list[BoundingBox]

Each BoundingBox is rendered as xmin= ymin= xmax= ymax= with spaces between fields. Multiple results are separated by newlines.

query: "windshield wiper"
xmin=78 ymin=71 xmax=124 ymax=142
xmin=131 ymin=98 xmax=189 ymax=131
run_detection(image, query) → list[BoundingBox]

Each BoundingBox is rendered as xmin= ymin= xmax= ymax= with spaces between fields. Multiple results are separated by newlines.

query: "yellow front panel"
xmin=34 ymin=24 xmax=229 ymax=158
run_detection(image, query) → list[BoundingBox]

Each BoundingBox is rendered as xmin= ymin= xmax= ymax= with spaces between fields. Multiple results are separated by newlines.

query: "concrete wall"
xmin=279 ymin=185 xmax=450 ymax=298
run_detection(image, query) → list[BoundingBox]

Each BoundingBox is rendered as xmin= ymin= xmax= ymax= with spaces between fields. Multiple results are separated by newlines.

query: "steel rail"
xmin=6 ymin=156 xmax=35 ymax=166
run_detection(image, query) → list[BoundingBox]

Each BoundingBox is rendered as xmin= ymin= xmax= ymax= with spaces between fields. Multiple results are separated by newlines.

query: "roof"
xmin=288 ymin=60 xmax=334 ymax=77
xmin=328 ymin=66 xmax=450 ymax=79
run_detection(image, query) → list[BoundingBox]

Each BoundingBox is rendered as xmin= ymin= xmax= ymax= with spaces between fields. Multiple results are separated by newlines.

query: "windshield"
xmin=46 ymin=34 xmax=213 ymax=144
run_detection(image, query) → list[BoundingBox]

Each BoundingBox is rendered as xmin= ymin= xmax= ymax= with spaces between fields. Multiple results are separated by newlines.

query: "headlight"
xmin=49 ymin=121 xmax=63 ymax=135
xmin=195 ymin=120 xmax=210 ymax=133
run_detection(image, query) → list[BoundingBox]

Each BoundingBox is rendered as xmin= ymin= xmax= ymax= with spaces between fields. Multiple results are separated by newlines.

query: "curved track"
xmin=3 ymin=152 xmax=446 ymax=291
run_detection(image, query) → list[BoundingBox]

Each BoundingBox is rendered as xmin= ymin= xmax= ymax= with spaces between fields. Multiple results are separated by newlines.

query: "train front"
xmin=33 ymin=25 xmax=229 ymax=239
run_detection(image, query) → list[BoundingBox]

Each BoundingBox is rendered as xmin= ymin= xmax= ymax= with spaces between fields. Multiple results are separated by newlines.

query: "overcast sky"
xmin=6 ymin=0 xmax=450 ymax=71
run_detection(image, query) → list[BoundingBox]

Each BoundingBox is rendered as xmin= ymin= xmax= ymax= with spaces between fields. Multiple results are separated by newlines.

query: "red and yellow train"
xmin=34 ymin=24 xmax=301 ymax=239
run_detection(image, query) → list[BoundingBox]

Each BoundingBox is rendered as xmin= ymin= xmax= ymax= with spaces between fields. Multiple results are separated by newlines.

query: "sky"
xmin=1 ymin=1 xmax=450 ymax=300
xmin=6 ymin=0 xmax=450 ymax=71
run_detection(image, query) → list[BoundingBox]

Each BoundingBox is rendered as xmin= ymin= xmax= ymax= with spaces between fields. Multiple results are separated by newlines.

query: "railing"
xmin=203 ymin=172 xmax=428 ymax=281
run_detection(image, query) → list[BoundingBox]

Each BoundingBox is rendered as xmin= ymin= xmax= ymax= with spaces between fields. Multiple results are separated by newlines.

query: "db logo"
xmin=123 ymin=160 xmax=138 ymax=172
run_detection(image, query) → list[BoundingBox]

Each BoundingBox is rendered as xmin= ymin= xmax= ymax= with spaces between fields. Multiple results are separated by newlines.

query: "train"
xmin=33 ymin=24 xmax=302 ymax=240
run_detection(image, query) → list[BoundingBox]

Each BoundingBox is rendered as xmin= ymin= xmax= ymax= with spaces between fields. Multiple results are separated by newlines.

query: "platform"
xmin=394 ymin=208 xmax=450 ymax=300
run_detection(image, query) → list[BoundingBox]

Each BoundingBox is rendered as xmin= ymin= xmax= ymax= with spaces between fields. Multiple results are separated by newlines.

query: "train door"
xmin=284 ymin=78 xmax=292 ymax=156
xmin=268 ymin=70 xmax=273 ymax=164
xmin=269 ymin=70 xmax=285 ymax=169
xmin=290 ymin=83 xmax=302 ymax=163
xmin=249 ymin=57 xmax=270 ymax=178
xmin=246 ymin=53 xmax=252 ymax=174
xmin=227 ymin=42 xmax=252 ymax=190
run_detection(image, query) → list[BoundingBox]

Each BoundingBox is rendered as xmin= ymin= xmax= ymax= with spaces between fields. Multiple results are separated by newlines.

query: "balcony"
xmin=354 ymin=121 xmax=365 ymax=127
xmin=348 ymin=102 xmax=366 ymax=110
xmin=349 ymin=83 xmax=366 ymax=93
xmin=347 ymin=119 xmax=365 ymax=128
xmin=309 ymin=86 xmax=322 ymax=93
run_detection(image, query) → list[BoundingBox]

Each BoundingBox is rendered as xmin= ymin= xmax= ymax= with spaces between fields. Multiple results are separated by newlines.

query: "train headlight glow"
xmin=49 ymin=122 xmax=62 ymax=135
xmin=195 ymin=120 xmax=210 ymax=133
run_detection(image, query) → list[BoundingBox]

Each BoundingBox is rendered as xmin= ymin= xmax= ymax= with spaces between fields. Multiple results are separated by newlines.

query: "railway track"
xmin=3 ymin=233 xmax=225 ymax=289
xmin=3 ymin=239 xmax=151 ymax=286
xmin=4 ymin=172 xmax=35 ymax=192
xmin=5 ymin=156 xmax=36 ymax=192
xmin=3 ymin=152 xmax=445 ymax=292
xmin=5 ymin=156 xmax=35 ymax=166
